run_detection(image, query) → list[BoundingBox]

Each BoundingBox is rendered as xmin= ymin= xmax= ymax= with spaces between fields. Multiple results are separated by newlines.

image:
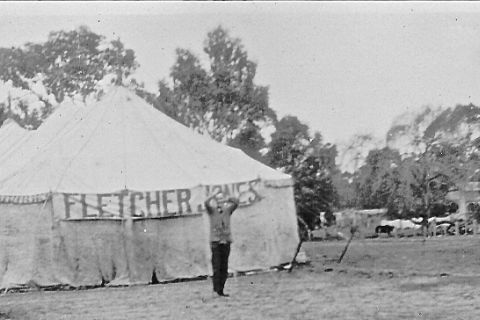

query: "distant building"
xmin=446 ymin=182 xmax=480 ymax=215
xmin=333 ymin=208 xmax=387 ymax=227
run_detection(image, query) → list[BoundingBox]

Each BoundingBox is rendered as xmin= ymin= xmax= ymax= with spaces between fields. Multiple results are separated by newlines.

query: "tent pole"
xmin=287 ymin=239 xmax=304 ymax=273
xmin=49 ymin=192 xmax=55 ymax=223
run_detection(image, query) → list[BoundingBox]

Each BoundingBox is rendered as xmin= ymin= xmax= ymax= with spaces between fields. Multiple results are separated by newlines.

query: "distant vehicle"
xmin=375 ymin=225 xmax=394 ymax=236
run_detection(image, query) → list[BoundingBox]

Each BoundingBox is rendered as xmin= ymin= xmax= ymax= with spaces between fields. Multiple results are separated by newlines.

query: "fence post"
xmin=474 ymin=220 xmax=478 ymax=236
xmin=432 ymin=220 xmax=437 ymax=237
xmin=455 ymin=221 xmax=460 ymax=236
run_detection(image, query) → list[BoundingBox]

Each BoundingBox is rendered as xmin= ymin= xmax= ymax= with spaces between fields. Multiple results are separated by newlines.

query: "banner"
xmin=52 ymin=179 xmax=263 ymax=220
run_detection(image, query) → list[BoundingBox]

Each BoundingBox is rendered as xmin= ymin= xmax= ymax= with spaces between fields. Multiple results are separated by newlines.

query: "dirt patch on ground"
xmin=1 ymin=237 xmax=480 ymax=319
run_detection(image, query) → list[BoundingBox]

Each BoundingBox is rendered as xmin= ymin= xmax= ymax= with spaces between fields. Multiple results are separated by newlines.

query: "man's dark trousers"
xmin=211 ymin=242 xmax=230 ymax=294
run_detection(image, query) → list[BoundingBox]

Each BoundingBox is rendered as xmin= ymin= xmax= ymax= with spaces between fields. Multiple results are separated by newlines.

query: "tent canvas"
xmin=0 ymin=119 xmax=31 ymax=161
xmin=0 ymin=87 xmax=299 ymax=288
xmin=0 ymin=99 xmax=85 ymax=179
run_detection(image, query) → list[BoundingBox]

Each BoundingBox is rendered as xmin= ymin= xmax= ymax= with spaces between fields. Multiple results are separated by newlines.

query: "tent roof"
xmin=0 ymin=99 xmax=85 ymax=178
xmin=0 ymin=119 xmax=31 ymax=160
xmin=0 ymin=87 xmax=290 ymax=196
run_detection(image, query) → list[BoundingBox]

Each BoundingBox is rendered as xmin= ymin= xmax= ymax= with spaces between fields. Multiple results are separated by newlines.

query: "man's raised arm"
xmin=226 ymin=197 xmax=240 ymax=214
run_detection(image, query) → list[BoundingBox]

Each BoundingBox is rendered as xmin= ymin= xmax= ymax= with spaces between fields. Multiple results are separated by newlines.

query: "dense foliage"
xmin=351 ymin=131 xmax=480 ymax=219
xmin=0 ymin=26 xmax=138 ymax=128
xmin=266 ymin=117 xmax=338 ymax=228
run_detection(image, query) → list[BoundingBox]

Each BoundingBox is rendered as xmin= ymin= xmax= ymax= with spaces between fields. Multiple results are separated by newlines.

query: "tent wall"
xmin=229 ymin=184 xmax=298 ymax=271
xmin=0 ymin=201 xmax=59 ymax=288
xmin=0 ymin=183 xmax=298 ymax=288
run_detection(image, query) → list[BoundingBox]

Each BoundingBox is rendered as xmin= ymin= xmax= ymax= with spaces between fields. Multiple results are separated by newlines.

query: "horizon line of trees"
xmin=1 ymin=25 xmax=479 ymax=229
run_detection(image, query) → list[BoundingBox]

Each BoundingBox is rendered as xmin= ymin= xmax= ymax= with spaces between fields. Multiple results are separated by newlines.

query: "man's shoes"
xmin=216 ymin=290 xmax=230 ymax=297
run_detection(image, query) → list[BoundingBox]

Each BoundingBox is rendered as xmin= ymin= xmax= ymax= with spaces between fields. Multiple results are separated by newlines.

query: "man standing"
xmin=205 ymin=191 xmax=239 ymax=297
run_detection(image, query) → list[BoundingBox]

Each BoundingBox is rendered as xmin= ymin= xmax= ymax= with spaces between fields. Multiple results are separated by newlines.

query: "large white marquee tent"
xmin=0 ymin=87 xmax=299 ymax=289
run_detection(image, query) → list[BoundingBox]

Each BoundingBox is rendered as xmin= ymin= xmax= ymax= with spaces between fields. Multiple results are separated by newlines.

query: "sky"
xmin=1 ymin=1 xmax=480 ymax=145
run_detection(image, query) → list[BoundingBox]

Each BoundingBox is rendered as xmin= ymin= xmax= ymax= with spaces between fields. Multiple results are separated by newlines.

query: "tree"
xmin=228 ymin=121 xmax=266 ymax=161
xmin=0 ymin=104 xmax=7 ymax=126
xmin=354 ymin=147 xmax=405 ymax=217
xmin=203 ymin=26 xmax=274 ymax=141
xmin=154 ymin=26 xmax=276 ymax=159
xmin=266 ymin=115 xmax=310 ymax=169
xmin=354 ymin=135 xmax=480 ymax=220
xmin=331 ymin=171 xmax=357 ymax=209
xmin=168 ymin=49 xmax=210 ymax=130
xmin=381 ymin=103 xmax=480 ymax=219
xmin=350 ymin=103 xmax=480 ymax=221
xmin=266 ymin=116 xmax=338 ymax=228
xmin=0 ymin=26 xmax=139 ymax=128
xmin=296 ymin=133 xmax=338 ymax=227
xmin=398 ymin=136 xmax=480 ymax=219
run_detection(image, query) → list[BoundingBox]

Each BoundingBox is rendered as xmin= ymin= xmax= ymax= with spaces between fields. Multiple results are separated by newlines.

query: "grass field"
xmin=1 ymin=236 xmax=480 ymax=319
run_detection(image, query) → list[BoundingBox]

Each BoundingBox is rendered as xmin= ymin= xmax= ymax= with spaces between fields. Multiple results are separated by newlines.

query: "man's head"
xmin=209 ymin=192 xmax=224 ymax=209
